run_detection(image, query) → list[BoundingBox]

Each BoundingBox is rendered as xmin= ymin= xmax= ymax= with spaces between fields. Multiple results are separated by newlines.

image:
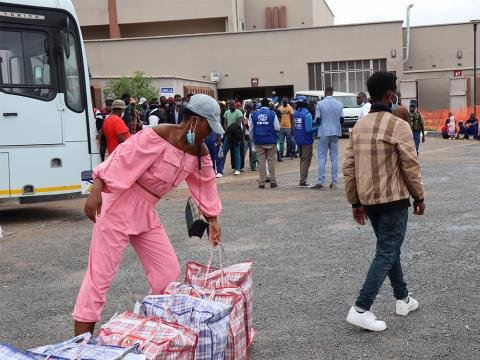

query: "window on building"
xmin=307 ymin=59 xmax=387 ymax=93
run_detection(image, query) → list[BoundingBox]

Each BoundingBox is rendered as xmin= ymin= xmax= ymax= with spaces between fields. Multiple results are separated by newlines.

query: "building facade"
xmin=84 ymin=21 xmax=403 ymax=101
xmin=72 ymin=0 xmax=479 ymax=111
xmin=72 ymin=0 xmax=334 ymax=40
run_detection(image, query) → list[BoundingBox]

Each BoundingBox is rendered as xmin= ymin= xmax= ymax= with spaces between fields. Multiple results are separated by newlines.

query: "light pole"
xmin=471 ymin=20 xmax=480 ymax=120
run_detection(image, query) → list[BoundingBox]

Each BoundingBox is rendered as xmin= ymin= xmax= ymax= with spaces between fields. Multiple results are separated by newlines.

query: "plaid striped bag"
xmin=27 ymin=333 xmax=136 ymax=359
xmin=98 ymin=311 xmax=197 ymax=360
xmin=184 ymin=249 xmax=255 ymax=346
xmin=0 ymin=343 xmax=36 ymax=360
xmin=141 ymin=294 xmax=231 ymax=360
xmin=165 ymin=282 xmax=248 ymax=360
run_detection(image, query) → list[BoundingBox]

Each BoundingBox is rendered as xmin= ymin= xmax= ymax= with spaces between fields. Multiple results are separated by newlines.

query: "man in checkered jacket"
xmin=343 ymin=71 xmax=425 ymax=332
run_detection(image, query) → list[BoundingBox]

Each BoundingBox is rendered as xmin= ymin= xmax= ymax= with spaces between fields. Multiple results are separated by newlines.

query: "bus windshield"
xmin=0 ymin=4 xmax=85 ymax=111
xmin=0 ymin=29 xmax=56 ymax=100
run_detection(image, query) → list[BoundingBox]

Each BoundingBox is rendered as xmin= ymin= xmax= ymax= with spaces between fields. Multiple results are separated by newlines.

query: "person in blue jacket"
xmin=251 ymin=98 xmax=280 ymax=188
xmin=293 ymin=96 xmax=318 ymax=187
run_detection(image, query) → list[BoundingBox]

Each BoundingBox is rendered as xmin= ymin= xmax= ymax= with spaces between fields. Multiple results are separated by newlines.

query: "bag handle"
xmin=203 ymin=245 xmax=229 ymax=285
xmin=117 ymin=316 xmax=170 ymax=350
xmin=43 ymin=333 xmax=91 ymax=360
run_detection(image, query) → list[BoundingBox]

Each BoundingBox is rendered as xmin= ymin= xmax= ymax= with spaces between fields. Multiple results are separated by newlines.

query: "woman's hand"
xmin=84 ymin=178 xmax=104 ymax=223
xmin=207 ymin=217 xmax=221 ymax=246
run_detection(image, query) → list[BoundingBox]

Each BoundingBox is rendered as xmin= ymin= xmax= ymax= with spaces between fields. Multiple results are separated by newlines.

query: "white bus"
xmin=0 ymin=0 xmax=99 ymax=203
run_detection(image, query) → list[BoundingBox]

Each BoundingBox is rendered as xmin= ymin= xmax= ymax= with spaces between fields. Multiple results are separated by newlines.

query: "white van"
xmin=295 ymin=91 xmax=360 ymax=135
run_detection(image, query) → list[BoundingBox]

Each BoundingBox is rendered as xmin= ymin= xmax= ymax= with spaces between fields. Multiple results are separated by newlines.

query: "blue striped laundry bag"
xmin=0 ymin=343 xmax=36 ymax=360
xmin=27 ymin=333 xmax=136 ymax=359
xmin=164 ymin=282 xmax=248 ymax=360
xmin=141 ymin=294 xmax=231 ymax=360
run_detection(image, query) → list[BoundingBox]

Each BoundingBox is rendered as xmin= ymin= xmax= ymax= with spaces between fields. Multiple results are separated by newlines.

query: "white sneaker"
xmin=216 ymin=173 xmax=223 ymax=178
xmin=346 ymin=306 xmax=387 ymax=332
xmin=396 ymin=296 xmax=419 ymax=316
xmin=234 ymin=170 xmax=240 ymax=175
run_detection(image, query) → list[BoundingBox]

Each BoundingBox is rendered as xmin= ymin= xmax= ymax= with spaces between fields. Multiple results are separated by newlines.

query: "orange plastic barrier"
xmin=419 ymin=106 xmax=476 ymax=131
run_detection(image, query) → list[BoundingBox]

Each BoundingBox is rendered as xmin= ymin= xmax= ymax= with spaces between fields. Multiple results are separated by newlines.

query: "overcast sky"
xmin=326 ymin=0 xmax=480 ymax=26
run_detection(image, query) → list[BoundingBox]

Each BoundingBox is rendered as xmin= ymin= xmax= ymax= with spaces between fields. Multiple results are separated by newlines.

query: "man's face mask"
xmin=176 ymin=101 xmax=182 ymax=106
xmin=389 ymin=90 xmax=399 ymax=111
xmin=282 ymin=100 xmax=288 ymax=105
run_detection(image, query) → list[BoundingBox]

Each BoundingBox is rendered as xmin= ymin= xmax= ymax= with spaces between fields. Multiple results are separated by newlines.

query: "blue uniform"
xmin=252 ymin=108 xmax=277 ymax=145
xmin=293 ymin=108 xmax=317 ymax=145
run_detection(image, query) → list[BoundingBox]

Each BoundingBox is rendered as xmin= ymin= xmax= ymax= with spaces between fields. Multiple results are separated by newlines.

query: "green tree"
xmin=104 ymin=71 xmax=158 ymax=104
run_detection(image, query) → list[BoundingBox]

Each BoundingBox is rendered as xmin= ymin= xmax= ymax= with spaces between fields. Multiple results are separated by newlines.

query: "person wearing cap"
xmin=101 ymin=100 xmax=131 ymax=156
xmin=138 ymin=97 xmax=148 ymax=123
xmin=73 ymin=94 xmax=225 ymax=336
xmin=219 ymin=101 xmax=227 ymax=129
xmin=408 ymin=101 xmax=425 ymax=155
xmin=293 ymin=96 xmax=318 ymax=187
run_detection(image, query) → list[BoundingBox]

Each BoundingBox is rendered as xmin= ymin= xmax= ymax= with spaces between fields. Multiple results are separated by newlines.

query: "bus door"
xmin=0 ymin=24 xmax=63 ymax=146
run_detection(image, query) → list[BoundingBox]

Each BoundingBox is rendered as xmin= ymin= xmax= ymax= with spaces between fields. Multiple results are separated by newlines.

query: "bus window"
xmin=61 ymin=30 xmax=84 ymax=112
xmin=0 ymin=30 xmax=56 ymax=100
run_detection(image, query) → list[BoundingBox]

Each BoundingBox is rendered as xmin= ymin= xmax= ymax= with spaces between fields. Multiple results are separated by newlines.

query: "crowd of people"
xmin=441 ymin=112 xmax=479 ymax=140
xmin=93 ymin=88 xmax=347 ymax=189
xmin=78 ymin=72 xmax=426 ymax=335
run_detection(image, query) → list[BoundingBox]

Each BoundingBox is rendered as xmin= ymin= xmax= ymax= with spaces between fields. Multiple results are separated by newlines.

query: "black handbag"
xmin=185 ymin=144 xmax=209 ymax=238
xmin=185 ymin=197 xmax=209 ymax=238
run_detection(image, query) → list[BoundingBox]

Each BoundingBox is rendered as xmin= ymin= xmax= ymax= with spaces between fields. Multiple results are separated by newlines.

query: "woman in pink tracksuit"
xmin=73 ymin=94 xmax=225 ymax=336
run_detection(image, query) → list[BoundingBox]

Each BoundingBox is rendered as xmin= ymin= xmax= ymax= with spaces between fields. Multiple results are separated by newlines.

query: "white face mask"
xmin=389 ymin=91 xmax=399 ymax=111
xmin=176 ymin=101 xmax=182 ymax=106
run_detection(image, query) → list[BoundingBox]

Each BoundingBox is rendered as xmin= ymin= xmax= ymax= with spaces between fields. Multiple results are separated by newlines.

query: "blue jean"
xmin=317 ymin=136 xmax=338 ymax=185
xmin=355 ymin=208 xmax=409 ymax=311
xmin=205 ymin=141 xmax=218 ymax=172
xmin=279 ymin=128 xmax=293 ymax=157
xmin=459 ymin=123 xmax=478 ymax=137
xmin=217 ymin=137 xmax=240 ymax=173
xmin=413 ymin=130 xmax=421 ymax=155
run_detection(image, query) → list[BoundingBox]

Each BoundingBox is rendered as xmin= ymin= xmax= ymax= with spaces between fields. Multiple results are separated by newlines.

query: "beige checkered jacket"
xmin=343 ymin=111 xmax=424 ymax=207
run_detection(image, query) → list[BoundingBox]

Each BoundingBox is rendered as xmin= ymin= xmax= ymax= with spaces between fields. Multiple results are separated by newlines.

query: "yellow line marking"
xmin=0 ymin=184 xmax=81 ymax=196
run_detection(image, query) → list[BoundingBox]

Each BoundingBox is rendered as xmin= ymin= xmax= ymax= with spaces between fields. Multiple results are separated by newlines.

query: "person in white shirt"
xmin=142 ymin=100 xmax=167 ymax=129
xmin=356 ymin=92 xmax=371 ymax=120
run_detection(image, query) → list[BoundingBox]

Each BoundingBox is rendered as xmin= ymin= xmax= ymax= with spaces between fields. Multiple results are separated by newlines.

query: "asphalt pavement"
xmin=1 ymin=137 xmax=480 ymax=359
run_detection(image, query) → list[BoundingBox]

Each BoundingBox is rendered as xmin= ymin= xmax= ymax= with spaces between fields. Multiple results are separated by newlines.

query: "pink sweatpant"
xmin=73 ymin=183 xmax=180 ymax=322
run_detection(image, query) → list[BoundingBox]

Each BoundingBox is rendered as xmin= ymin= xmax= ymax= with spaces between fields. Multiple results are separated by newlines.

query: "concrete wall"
xmin=403 ymin=22 xmax=480 ymax=109
xmin=312 ymin=0 xmax=334 ymax=27
xmin=72 ymin=0 xmax=332 ymax=36
xmin=71 ymin=0 xmax=108 ymax=27
xmin=72 ymin=0 xmax=239 ymax=36
xmin=119 ymin=18 xmax=226 ymax=38
xmin=405 ymin=23 xmax=478 ymax=72
xmin=84 ymin=21 xmax=404 ymax=93
xmin=244 ymin=0 xmax=313 ymax=30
